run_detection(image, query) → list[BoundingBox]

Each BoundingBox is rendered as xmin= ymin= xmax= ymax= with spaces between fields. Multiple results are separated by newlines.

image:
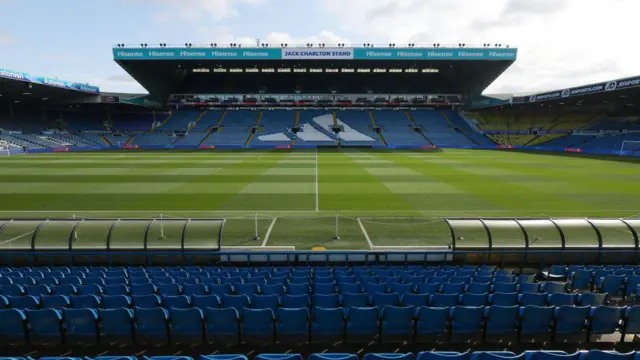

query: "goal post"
xmin=620 ymin=140 xmax=640 ymax=157
xmin=0 ymin=146 xmax=10 ymax=157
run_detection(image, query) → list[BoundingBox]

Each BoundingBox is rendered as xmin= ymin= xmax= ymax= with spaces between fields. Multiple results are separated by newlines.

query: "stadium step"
xmin=332 ymin=111 xmax=338 ymax=126
xmin=124 ymin=136 xmax=135 ymax=146
xmin=216 ymin=111 xmax=227 ymax=127
xmin=100 ymin=136 xmax=111 ymax=146
xmin=378 ymin=132 xmax=388 ymax=146
xmin=405 ymin=111 xmax=434 ymax=146
xmin=244 ymin=111 xmax=263 ymax=146
xmin=154 ymin=112 xmax=173 ymax=130
xmin=368 ymin=111 xmax=377 ymax=126
xmin=440 ymin=111 xmax=479 ymax=146
xmin=191 ymin=110 xmax=208 ymax=129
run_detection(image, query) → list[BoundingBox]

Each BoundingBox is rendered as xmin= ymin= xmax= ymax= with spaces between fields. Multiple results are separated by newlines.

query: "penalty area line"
xmin=262 ymin=217 xmax=278 ymax=247
xmin=357 ymin=218 xmax=374 ymax=250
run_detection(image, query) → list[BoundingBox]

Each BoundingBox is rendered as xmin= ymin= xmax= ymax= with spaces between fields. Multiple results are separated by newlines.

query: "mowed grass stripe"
xmin=375 ymin=150 xmax=605 ymax=213
xmin=318 ymin=150 xmax=412 ymax=210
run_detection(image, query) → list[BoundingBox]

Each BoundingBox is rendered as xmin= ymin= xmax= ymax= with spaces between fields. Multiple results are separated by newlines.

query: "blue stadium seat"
xmin=0 ymin=309 xmax=28 ymax=345
xmin=77 ymin=284 xmax=103 ymax=296
xmin=485 ymin=305 xmax=519 ymax=340
xmin=200 ymin=355 xmax=248 ymax=360
xmin=490 ymin=293 xmax=519 ymax=306
xmin=431 ymin=293 xmax=459 ymax=307
xmin=209 ymin=284 xmax=234 ymax=297
xmin=417 ymin=283 xmax=440 ymax=294
xmin=520 ymin=306 xmax=554 ymax=341
xmin=520 ymin=293 xmax=548 ymax=307
xmin=577 ymin=293 xmax=607 ymax=307
xmin=84 ymin=277 xmax=106 ymax=286
xmin=282 ymin=294 xmax=311 ymax=308
xmin=461 ymin=293 xmax=488 ymax=306
xmin=467 ymin=282 xmax=491 ymax=294
xmin=204 ymin=307 xmax=240 ymax=344
xmin=158 ymin=283 xmax=182 ymax=296
xmin=542 ymin=282 xmax=567 ymax=294
xmin=288 ymin=284 xmax=311 ymax=296
xmin=53 ymin=284 xmax=77 ymax=296
xmin=391 ymin=283 xmax=413 ymax=295
xmin=255 ymin=355 xmax=303 ymax=360
xmin=60 ymin=276 xmax=82 ymax=286
xmin=163 ymin=295 xmax=191 ymax=309
xmin=401 ymin=293 xmax=429 ymax=307
xmin=339 ymin=283 xmax=362 ymax=294
xmin=223 ymin=294 xmax=251 ymax=311
xmin=416 ymin=352 xmax=470 ymax=360
xmin=41 ymin=295 xmax=70 ymax=310
xmin=493 ymin=282 xmax=517 ymax=293
xmin=524 ymin=351 xmax=582 ymax=360
xmin=0 ymin=294 xmax=8 ymax=309
xmin=27 ymin=309 xmax=63 ymax=345
xmin=132 ymin=283 xmax=157 ymax=296
xmin=25 ymin=284 xmax=51 ymax=297
xmin=277 ymin=307 xmax=310 ymax=343
xmin=314 ymin=282 xmax=336 ymax=295
xmin=242 ymin=308 xmax=275 ymax=343
xmin=103 ymin=295 xmax=132 ymax=309
xmin=451 ymin=306 xmax=485 ymax=340
xmin=71 ymin=294 xmax=101 ymax=309
xmin=63 ymin=308 xmax=99 ymax=345
xmin=625 ymin=275 xmax=640 ymax=298
xmin=105 ymin=284 xmax=130 ymax=296
xmin=263 ymin=284 xmax=286 ymax=296
xmin=589 ymin=306 xmax=623 ymax=340
xmin=554 ymin=305 xmax=590 ymax=342
xmin=598 ymin=276 xmax=625 ymax=297
xmin=314 ymin=294 xmax=340 ymax=308
xmin=416 ymin=307 xmax=449 ymax=342
xmin=342 ymin=293 xmax=369 ymax=307
xmin=184 ymin=283 xmax=208 ymax=296
xmin=106 ymin=276 xmax=128 ymax=286
xmin=191 ymin=294 xmax=220 ymax=309
xmin=133 ymin=294 xmax=162 ymax=308
xmin=9 ymin=295 xmax=40 ymax=310
xmin=346 ymin=306 xmax=379 ymax=342
xmin=135 ymin=307 xmax=170 ymax=345
xmin=584 ymin=350 xmax=636 ymax=360
xmin=309 ymin=354 xmax=358 ymax=360
xmin=252 ymin=294 xmax=280 ymax=312
xmin=0 ymin=284 xmax=24 ymax=297
xmin=98 ymin=308 xmax=134 ymax=344
xmin=171 ymin=308 xmax=204 ymax=344
xmin=367 ymin=282 xmax=388 ymax=294
xmin=468 ymin=352 xmax=522 ymax=360
xmin=311 ymin=307 xmax=344 ymax=343
xmin=621 ymin=306 xmax=640 ymax=341
xmin=373 ymin=293 xmax=401 ymax=308
xmin=519 ymin=283 xmax=540 ymax=294
xmin=570 ymin=270 xmax=593 ymax=291
xmin=12 ymin=277 xmax=36 ymax=286
xmin=548 ymin=293 xmax=576 ymax=306
xmin=381 ymin=305 xmax=414 ymax=343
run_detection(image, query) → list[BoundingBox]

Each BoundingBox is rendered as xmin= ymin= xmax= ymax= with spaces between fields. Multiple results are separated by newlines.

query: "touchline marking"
xmin=315 ymin=148 xmax=319 ymax=212
xmin=0 ymin=231 xmax=33 ymax=245
xmin=0 ymin=210 xmax=635 ymax=213
xmin=262 ymin=217 xmax=278 ymax=247
xmin=357 ymin=218 xmax=374 ymax=250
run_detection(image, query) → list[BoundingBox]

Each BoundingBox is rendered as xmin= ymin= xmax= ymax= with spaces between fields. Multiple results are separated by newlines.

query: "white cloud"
xmin=198 ymin=27 xmax=351 ymax=47
xmin=138 ymin=0 xmax=267 ymax=21
xmin=319 ymin=0 xmax=640 ymax=94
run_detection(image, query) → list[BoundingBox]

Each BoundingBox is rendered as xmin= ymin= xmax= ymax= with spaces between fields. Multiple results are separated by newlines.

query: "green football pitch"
xmin=0 ymin=148 xmax=639 ymax=250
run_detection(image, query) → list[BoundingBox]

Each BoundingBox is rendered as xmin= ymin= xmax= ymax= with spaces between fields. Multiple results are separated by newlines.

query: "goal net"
xmin=619 ymin=140 xmax=640 ymax=157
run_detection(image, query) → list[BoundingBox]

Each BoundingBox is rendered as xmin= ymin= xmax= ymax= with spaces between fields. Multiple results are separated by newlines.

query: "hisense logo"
xmin=43 ymin=78 xmax=66 ymax=88
xmin=116 ymin=51 xmax=144 ymax=57
xmin=0 ymin=69 xmax=24 ymax=80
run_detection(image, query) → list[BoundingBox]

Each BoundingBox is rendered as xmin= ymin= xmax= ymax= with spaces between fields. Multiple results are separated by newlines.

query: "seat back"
xmin=63 ymin=308 xmax=99 ymax=345
xmin=346 ymin=307 xmax=379 ymax=342
xmin=416 ymin=307 xmax=449 ymax=340
xmin=451 ymin=306 xmax=485 ymax=337
xmin=204 ymin=307 xmax=240 ymax=344
xmin=313 ymin=294 xmax=339 ymax=308
xmin=277 ymin=307 xmax=310 ymax=342
xmin=0 ymin=309 xmax=28 ymax=345
xmin=27 ymin=309 xmax=63 ymax=345
xmin=98 ymin=308 xmax=135 ymax=344
xmin=381 ymin=305 xmax=414 ymax=342
xmin=485 ymin=305 xmax=519 ymax=336
xmin=135 ymin=307 xmax=170 ymax=345
xmin=242 ymin=308 xmax=275 ymax=343
xmin=590 ymin=306 xmax=623 ymax=335
xmin=311 ymin=307 xmax=344 ymax=343
xmin=171 ymin=308 xmax=204 ymax=343
xmin=520 ymin=306 xmax=554 ymax=336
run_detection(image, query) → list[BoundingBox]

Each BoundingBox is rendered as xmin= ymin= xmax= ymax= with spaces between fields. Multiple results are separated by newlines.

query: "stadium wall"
xmin=5 ymin=143 xmax=637 ymax=157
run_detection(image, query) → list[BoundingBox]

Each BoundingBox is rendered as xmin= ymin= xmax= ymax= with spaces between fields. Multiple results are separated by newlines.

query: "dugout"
xmin=446 ymin=218 xmax=640 ymax=264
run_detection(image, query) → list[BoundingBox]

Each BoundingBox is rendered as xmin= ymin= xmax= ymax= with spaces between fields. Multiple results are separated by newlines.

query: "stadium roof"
xmin=0 ymin=68 xmax=99 ymax=105
xmin=113 ymin=44 xmax=518 ymax=100
xmin=472 ymin=74 xmax=640 ymax=114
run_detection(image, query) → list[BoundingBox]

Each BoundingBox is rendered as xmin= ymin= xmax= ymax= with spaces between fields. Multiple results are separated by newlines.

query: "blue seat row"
xmin=10 ymin=350 xmax=640 ymax=360
xmin=1 ymin=305 xmax=639 ymax=345
xmin=0 ymin=291 xmax=611 ymax=311
xmin=0 ymin=279 xmax=569 ymax=298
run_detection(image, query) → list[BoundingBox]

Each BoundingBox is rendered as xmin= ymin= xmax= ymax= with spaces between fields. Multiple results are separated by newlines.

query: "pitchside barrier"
xmin=7 ymin=143 xmax=640 ymax=157
xmin=1 ymin=215 xmax=639 ymax=267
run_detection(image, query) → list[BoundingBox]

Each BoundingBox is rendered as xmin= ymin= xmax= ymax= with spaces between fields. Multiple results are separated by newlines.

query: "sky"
xmin=0 ymin=0 xmax=638 ymax=95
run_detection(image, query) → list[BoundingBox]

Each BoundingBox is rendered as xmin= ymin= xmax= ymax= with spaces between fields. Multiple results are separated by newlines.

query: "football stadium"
xmin=2 ymin=37 xmax=640 ymax=358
